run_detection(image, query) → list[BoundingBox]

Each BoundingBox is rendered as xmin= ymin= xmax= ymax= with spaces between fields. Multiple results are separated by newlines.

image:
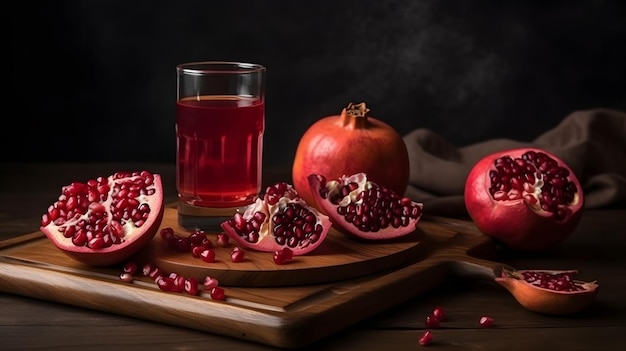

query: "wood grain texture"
xmin=0 ymin=210 xmax=498 ymax=349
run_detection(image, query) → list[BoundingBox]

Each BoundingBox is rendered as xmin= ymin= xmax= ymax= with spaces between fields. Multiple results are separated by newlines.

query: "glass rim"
xmin=177 ymin=61 xmax=265 ymax=75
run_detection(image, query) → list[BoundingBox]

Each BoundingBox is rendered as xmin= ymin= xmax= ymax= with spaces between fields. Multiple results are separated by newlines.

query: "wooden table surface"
xmin=1 ymin=163 xmax=624 ymax=351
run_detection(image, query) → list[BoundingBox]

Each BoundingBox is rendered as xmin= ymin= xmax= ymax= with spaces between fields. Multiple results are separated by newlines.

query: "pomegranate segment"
xmin=464 ymin=148 xmax=584 ymax=252
xmin=220 ymin=182 xmax=331 ymax=255
xmin=495 ymin=268 xmax=599 ymax=315
xmin=308 ymin=172 xmax=423 ymax=240
xmin=40 ymin=171 xmax=164 ymax=266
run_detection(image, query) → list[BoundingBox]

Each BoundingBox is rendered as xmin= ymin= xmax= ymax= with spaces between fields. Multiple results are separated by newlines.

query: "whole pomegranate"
xmin=292 ymin=102 xmax=410 ymax=208
xmin=495 ymin=268 xmax=598 ymax=315
xmin=220 ymin=181 xmax=331 ymax=255
xmin=464 ymin=148 xmax=584 ymax=252
xmin=40 ymin=171 xmax=164 ymax=266
xmin=308 ymin=172 xmax=423 ymax=240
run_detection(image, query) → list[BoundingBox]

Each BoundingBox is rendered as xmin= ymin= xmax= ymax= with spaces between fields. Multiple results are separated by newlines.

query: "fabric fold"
xmin=404 ymin=108 xmax=626 ymax=217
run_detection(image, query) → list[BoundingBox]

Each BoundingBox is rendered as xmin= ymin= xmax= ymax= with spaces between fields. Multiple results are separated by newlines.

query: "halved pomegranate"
xmin=40 ymin=171 xmax=164 ymax=266
xmin=495 ymin=268 xmax=598 ymax=315
xmin=308 ymin=172 xmax=423 ymax=240
xmin=220 ymin=182 xmax=331 ymax=255
xmin=464 ymin=148 xmax=584 ymax=252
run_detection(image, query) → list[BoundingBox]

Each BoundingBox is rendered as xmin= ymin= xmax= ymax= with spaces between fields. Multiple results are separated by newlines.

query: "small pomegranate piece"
xmin=123 ymin=261 xmax=137 ymax=275
xmin=119 ymin=272 xmax=133 ymax=283
xmin=231 ymin=247 xmax=245 ymax=263
xmin=200 ymin=249 xmax=216 ymax=263
xmin=184 ymin=278 xmax=199 ymax=295
xmin=148 ymin=265 xmax=164 ymax=280
xmin=217 ymin=233 xmax=230 ymax=247
xmin=308 ymin=172 xmax=423 ymax=240
xmin=432 ymin=306 xmax=446 ymax=321
xmin=465 ymin=148 xmax=584 ymax=252
xmin=273 ymin=247 xmax=294 ymax=265
xmin=479 ymin=316 xmax=494 ymax=328
xmin=40 ymin=171 xmax=165 ymax=266
xmin=156 ymin=276 xmax=178 ymax=292
xmin=418 ymin=330 xmax=433 ymax=346
xmin=495 ymin=268 xmax=599 ymax=315
xmin=221 ymin=182 xmax=331 ymax=255
xmin=142 ymin=263 xmax=155 ymax=276
xmin=210 ymin=287 xmax=225 ymax=301
xmin=203 ymin=276 xmax=219 ymax=290
xmin=424 ymin=315 xmax=440 ymax=328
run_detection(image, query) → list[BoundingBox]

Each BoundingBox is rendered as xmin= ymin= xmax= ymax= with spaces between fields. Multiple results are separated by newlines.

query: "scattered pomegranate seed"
xmin=188 ymin=230 xmax=207 ymax=246
xmin=210 ymin=287 xmax=225 ymax=301
xmin=231 ymin=247 xmax=245 ymax=263
xmin=123 ymin=261 xmax=137 ymax=275
xmin=418 ymin=330 xmax=433 ymax=346
xmin=273 ymin=247 xmax=294 ymax=265
xmin=160 ymin=227 xmax=175 ymax=241
xmin=119 ymin=272 xmax=133 ymax=282
xmin=217 ymin=233 xmax=230 ymax=247
xmin=479 ymin=316 xmax=494 ymax=327
xmin=184 ymin=278 xmax=199 ymax=295
xmin=203 ymin=276 xmax=219 ymax=290
xmin=125 ymin=263 xmax=227 ymax=298
xmin=424 ymin=315 xmax=440 ymax=328
xmin=432 ymin=306 xmax=446 ymax=321
xmin=148 ymin=266 xmax=164 ymax=280
xmin=200 ymin=248 xmax=216 ymax=263
xmin=142 ymin=263 xmax=155 ymax=276
xmin=171 ymin=275 xmax=186 ymax=292
xmin=156 ymin=276 xmax=177 ymax=292
xmin=191 ymin=245 xmax=204 ymax=258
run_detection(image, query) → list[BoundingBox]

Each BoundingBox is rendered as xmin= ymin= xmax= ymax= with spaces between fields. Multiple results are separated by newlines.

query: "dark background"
xmin=8 ymin=0 xmax=626 ymax=168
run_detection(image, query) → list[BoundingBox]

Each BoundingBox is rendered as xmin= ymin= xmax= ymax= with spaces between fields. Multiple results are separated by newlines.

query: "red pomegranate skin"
xmin=292 ymin=102 xmax=410 ymax=209
xmin=464 ymin=148 xmax=584 ymax=252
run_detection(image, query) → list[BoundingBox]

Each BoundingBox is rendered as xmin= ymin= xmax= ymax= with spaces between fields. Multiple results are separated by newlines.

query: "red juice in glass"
xmin=176 ymin=95 xmax=264 ymax=208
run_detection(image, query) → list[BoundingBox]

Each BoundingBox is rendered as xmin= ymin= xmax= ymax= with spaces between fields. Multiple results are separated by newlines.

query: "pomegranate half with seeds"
xmin=495 ymin=268 xmax=598 ymax=315
xmin=40 ymin=171 xmax=164 ymax=266
xmin=220 ymin=182 xmax=331 ymax=255
xmin=464 ymin=148 xmax=584 ymax=252
xmin=308 ymin=172 xmax=423 ymax=240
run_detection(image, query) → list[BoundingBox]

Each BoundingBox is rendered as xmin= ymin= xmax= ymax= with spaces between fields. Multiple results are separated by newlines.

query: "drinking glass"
xmin=176 ymin=61 xmax=265 ymax=231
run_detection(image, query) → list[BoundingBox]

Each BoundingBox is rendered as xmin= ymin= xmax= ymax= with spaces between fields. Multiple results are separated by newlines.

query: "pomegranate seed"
xmin=479 ymin=316 xmax=494 ymax=327
xmin=200 ymin=249 xmax=216 ymax=263
xmin=432 ymin=306 xmax=446 ymax=321
xmin=217 ymin=233 xmax=230 ymax=247
xmin=418 ymin=330 xmax=433 ymax=346
xmin=191 ymin=245 xmax=204 ymax=258
xmin=123 ymin=261 xmax=137 ymax=275
xmin=119 ymin=272 xmax=133 ymax=283
xmin=188 ymin=230 xmax=207 ymax=245
xmin=273 ymin=247 xmax=294 ymax=265
xmin=184 ymin=278 xmax=199 ymax=295
xmin=156 ymin=277 xmax=177 ymax=292
xmin=203 ymin=276 xmax=219 ymax=290
xmin=172 ymin=275 xmax=185 ymax=292
xmin=160 ymin=227 xmax=175 ymax=241
xmin=148 ymin=266 xmax=164 ymax=280
xmin=231 ymin=247 xmax=245 ymax=263
xmin=425 ymin=315 xmax=440 ymax=328
xmin=210 ymin=287 xmax=225 ymax=301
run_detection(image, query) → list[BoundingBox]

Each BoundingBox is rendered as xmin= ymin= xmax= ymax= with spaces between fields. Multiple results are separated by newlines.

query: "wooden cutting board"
xmin=0 ymin=207 xmax=502 ymax=349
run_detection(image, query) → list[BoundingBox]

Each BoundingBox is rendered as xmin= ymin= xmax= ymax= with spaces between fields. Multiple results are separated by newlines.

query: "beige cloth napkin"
xmin=403 ymin=108 xmax=626 ymax=217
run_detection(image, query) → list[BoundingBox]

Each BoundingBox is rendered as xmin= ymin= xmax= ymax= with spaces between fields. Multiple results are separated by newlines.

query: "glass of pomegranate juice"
xmin=176 ymin=61 xmax=265 ymax=231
